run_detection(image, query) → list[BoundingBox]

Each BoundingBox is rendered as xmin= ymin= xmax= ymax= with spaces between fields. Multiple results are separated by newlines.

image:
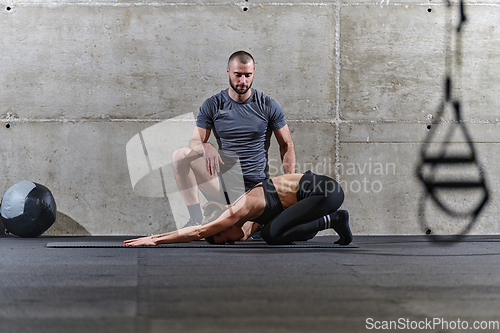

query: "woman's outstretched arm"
xmin=124 ymin=225 xmax=211 ymax=247
xmin=124 ymin=193 xmax=257 ymax=246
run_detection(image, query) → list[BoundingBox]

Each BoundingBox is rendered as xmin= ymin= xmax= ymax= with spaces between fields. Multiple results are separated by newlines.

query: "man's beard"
xmin=229 ymin=79 xmax=253 ymax=95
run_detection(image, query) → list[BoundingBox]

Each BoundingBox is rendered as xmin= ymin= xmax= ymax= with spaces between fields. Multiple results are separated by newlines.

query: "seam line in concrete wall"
xmin=334 ymin=0 xmax=341 ymax=182
xmin=340 ymin=141 xmax=500 ymax=144
xmin=138 ymin=131 xmax=153 ymax=172
xmin=2 ymin=118 xmax=499 ymax=124
xmin=337 ymin=120 xmax=500 ymax=124
xmin=8 ymin=1 xmax=500 ymax=7
xmin=342 ymin=2 xmax=500 ymax=6
xmin=0 ymin=117 xmax=194 ymax=123
xmin=8 ymin=2 xmax=338 ymax=7
xmin=158 ymin=167 xmax=168 ymax=197
xmin=287 ymin=119 xmax=500 ymax=125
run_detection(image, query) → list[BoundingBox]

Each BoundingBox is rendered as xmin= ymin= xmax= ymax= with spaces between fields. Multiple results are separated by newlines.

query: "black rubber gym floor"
xmin=1 ymin=235 xmax=500 ymax=333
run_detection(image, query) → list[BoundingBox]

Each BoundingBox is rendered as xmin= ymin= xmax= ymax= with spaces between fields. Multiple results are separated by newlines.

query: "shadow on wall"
xmin=44 ymin=211 xmax=91 ymax=236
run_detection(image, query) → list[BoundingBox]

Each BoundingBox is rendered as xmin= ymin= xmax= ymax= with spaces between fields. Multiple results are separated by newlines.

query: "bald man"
xmin=172 ymin=51 xmax=296 ymax=230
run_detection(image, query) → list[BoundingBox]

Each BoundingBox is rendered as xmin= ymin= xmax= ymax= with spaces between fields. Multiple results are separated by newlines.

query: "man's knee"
xmin=172 ymin=147 xmax=191 ymax=163
xmin=172 ymin=147 xmax=194 ymax=172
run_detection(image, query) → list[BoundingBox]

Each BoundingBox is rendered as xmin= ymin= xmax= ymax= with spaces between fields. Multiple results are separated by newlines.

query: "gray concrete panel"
xmin=340 ymin=4 xmax=446 ymax=121
xmin=459 ymin=6 xmax=500 ymax=121
xmin=0 ymin=121 xmax=178 ymax=235
xmin=342 ymin=0 xmax=500 ymax=4
xmin=9 ymin=0 xmax=335 ymax=4
xmin=1 ymin=3 xmax=336 ymax=120
xmin=340 ymin=5 xmax=500 ymax=121
xmin=339 ymin=142 xmax=422 ymax=235
xmin=268 ymin=121 xmax=337 ymax=177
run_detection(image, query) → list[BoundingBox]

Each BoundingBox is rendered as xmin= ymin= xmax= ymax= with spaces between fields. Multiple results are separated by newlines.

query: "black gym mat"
xmin=46 ymin=240 xmax=358 ymax=248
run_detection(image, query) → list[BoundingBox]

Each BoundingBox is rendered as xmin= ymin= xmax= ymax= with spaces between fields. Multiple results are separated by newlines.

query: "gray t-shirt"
xmin=196 ymin=88 xmax=287 ymax=183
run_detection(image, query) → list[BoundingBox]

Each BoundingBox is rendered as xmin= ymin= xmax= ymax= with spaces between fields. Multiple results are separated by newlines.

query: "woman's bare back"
xmin=271 ymin=173 xmax=304 ymax=209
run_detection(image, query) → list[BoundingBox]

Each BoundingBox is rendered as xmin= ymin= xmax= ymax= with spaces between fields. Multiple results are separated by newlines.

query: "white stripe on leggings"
xmin=325 ymin=214 xmax=331 ymax=229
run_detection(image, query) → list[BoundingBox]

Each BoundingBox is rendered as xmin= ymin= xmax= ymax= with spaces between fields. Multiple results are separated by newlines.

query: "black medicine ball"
xmin=0 ymin=181 xmax=57 ymax=238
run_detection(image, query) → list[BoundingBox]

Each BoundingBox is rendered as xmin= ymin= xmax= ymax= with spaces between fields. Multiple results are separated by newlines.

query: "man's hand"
xmin=241 ymin=221 xmax=259 ymax=241
xmin=202 ymin=143 xmax=224 ymax=177
xmin=124 ymin=236 xmax=157 ymax=247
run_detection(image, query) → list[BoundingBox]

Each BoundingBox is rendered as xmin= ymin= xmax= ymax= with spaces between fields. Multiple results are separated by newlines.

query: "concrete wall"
xmin=0 ymin=0 xmax=498 ymax=236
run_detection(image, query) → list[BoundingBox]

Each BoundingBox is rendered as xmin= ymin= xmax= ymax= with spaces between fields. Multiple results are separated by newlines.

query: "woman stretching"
xmin=124 ymin=171 xmax=352 ymax=246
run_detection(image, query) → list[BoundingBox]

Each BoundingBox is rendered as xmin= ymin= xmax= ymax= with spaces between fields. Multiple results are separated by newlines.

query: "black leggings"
xmin=260 ymin=171 xmax=344 ymax=245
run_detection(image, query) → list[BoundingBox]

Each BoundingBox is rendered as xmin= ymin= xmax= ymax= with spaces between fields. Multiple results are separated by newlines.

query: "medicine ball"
xmin=0 ymin=181 xmax=57 ymax=237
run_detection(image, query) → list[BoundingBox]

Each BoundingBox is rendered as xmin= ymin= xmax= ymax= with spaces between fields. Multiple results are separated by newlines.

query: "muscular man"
xmin=172 ymin=51 xmax=296 ymax=228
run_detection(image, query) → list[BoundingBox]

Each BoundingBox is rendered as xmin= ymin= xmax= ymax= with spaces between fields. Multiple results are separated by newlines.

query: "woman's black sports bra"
xmin=251 ymin=178 xmax=285 ymax=225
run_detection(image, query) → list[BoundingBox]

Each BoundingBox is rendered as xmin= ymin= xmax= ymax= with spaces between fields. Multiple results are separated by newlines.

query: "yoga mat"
xmin=46 ymin=241 xmax=358 ymax=248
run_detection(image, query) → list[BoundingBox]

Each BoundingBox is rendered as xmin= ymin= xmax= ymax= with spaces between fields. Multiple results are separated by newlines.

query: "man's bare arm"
xmin=274 ymin=125 xmax=296 ymax=174
xmin=188 ymin=126 xmax=211 ymax=154
xmin=188 ymin=126 xmax=224 ymax=176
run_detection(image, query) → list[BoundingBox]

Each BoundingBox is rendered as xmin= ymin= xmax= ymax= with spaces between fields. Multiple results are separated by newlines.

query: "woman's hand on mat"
xmin=124 ymin=236 xmax=157 ymax=247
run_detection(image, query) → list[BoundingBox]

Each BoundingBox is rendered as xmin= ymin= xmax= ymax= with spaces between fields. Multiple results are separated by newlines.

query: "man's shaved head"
xmin=227 ymin=51 xmax=255 ymax=68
